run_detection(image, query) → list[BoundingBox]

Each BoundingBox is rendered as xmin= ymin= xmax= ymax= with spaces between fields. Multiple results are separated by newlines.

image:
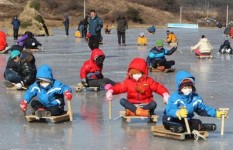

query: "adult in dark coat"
xmin=116 ymin=14 xmax=128 ymax=46
xmin=11 ymin=16 xmax=21 ymax=40
xmin=63 ymin=15 xmax=69 ymax=36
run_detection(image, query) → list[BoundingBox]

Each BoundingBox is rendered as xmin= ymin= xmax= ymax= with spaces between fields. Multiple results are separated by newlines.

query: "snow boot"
xmin=170 ymin=126 xmax=185 ymax=133
xmin=35 ymin=108 xmax=51 ymax=118
xmin=201 ymin=123 xmax=217 ymax=131
xmin=125 ymin=109 xmax=135 ymax=116
xmin=135 ymin=107 xmax=149 ymax=117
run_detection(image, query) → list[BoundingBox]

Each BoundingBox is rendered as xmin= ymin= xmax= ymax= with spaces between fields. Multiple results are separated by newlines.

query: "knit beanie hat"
xmin=155 ymin=39 xmax=163 ymax=47
xmin=179 ymin=78 xmax=195 ymax=90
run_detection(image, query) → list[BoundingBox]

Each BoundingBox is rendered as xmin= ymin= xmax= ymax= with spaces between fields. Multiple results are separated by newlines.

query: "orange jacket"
xmin=166 ymin=33 xmax=177 ymax=43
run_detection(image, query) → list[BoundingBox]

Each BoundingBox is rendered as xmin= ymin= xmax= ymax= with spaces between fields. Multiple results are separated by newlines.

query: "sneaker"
xmin=4 ymin=80 xmax=15 ymax=88
xmin=122 ymin=43 xmax=126 ymax=46
xmin=170 ymin=126 xmax=185 ymax=133
xmin=35 ymin=108 xmax=51 ymax=118
xmin=135 ymin=107 xmax=149 ymax=117
xmin=201 ymin=123 xmax=217 ymax=131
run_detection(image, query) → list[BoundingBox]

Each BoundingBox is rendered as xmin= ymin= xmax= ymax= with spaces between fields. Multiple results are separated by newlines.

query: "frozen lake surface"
xmin=0 ymin=27 xmax=232 ymax=149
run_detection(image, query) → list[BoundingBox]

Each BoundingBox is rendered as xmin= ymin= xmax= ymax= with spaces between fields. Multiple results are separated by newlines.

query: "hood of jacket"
xmin=176 ymin=70 xmax=195 ymax=91
xmin=200 ymin=38 xmax=208 ymax=42
xmin=127 ymin=58 xmax=148 ymax=77
xmin=36 ymin=65 xmax=53 ymax=81
xmin=0 ymin=31 xmax=6 ymax=38
xmin=91 ymin=48 xmax=105 ymax=61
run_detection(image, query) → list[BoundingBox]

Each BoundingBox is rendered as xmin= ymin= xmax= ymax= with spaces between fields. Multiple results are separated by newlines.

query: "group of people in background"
xmin=0 ymin=9 xmax=229 ymax=135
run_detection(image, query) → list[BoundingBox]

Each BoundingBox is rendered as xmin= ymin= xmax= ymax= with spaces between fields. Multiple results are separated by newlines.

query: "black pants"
xmin=120 ymin=98 xmax=157 ymax=115
xmin=31 ymin=100 xmax=64 ymax=116
xmin=65 ymin=26 xmax=69 ymax=36
xmin=162 ymin=114 xmax=202 ymax=131
xmin=13 ymin=28 xmax=19 ymax=40
xmin=87 ymin=78 xmax=116 ymax=88
xmin=149 ymin=58 xmax=175 ymax=69
xmin=117 ymin=31 xmax=125 ymax=44
xmin=88 ymin=35 xmax=100 ymax=50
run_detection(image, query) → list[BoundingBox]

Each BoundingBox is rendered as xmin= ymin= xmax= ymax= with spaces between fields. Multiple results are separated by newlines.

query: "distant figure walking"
xmin=88 ymin=10 xmax=103 ymax=50
xmin=116 ymin=14 xmax=128 ymax=46
xmin=63 ymin=15 xmax=69 ymax=37
xmin=11 ymin=16 xmax=21 ymax=40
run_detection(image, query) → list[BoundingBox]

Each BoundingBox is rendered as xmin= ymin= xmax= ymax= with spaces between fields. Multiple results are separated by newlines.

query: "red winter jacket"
xmin=111 ymin=58 xmax=169 ymax=104
xmin=0 ymin=31 xmax=7 ymax=51
xmin=80 ymin=48 xmax=105 ymax=80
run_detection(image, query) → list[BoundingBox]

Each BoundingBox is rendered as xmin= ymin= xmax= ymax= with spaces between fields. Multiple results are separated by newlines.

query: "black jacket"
xmin=5 ymin=50 xmax=37 ymax=86
xmin=116 ymin=15 xmax=128 ymax=32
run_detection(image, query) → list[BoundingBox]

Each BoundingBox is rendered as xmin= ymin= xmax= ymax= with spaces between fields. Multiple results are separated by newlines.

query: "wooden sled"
xmin=75 ymin=83 xmax=99 ymax=92
xmin=149 ymin=67 xmax=175 ymax=73
xmin=151 ymin=125 xmax=208 ymax=141
xmin=119 ymin=110 xmax=159 ymax=123
xmin=198 ymin=55 xmax=213 ymax=59
xmin=25 ymin=101 xmax=73 ymax=123
xmin=6 ymin=86 xmax=27 ymax=90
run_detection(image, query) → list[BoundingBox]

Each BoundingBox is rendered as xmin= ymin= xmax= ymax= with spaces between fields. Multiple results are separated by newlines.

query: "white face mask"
xmin=181 ymin=88 xmax=192 ymax=95
xmin=40 ymin=83 xmax=50 ymax=88
xmin=132 ymin=74 xmax=142 ymax=81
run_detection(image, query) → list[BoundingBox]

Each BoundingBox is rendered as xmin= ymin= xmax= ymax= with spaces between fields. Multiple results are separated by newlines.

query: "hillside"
xmin=0 ymin=0 xmax=233 ymax=30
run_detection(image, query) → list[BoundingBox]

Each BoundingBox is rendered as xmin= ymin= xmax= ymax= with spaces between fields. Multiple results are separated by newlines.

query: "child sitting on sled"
xmin=79 ymin=48 xmax=116 ymax=90
xmin=219 ymin=39 xmax=233 ymax=54
xmin=19 ymin=65 xmax=72 ymax=117
xmin=191 ymin=35 xmax=213 ymax=56
xmin=146 ymin=39 xmax=177 ymax=71
xmin=163 ymin=70 xmax=227 ymax=133
xmin=137 ymin=32 xmax=147 ymax=46
xmin=106 ymin=58 xmax=170 ymax=117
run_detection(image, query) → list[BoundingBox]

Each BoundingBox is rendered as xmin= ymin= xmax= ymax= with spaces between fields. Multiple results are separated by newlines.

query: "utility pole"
xmin=226 ymin=5 xmax=229 ymax=27
xmin=84 ymin=0 xmax=86 ymax=18
xmin=180 ymin=6 xmax=182 ymax=23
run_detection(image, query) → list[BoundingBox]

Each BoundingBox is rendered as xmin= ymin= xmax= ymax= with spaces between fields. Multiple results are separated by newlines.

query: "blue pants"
xmin=4 ymin=69 xmax=22 ymax=83
xmin=120 ymin=98 xmax=157 ymax=115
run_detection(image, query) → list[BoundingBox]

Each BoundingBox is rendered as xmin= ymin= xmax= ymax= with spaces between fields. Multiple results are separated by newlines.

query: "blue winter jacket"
xmin=88 ymin=16 xmax=103 ymax=36
xmin=148 ymin=47 xmax=177 ymax=60
xmin=11 ymin=18 xmax=21 ymax=29
xmin=165 ymin=70 xmax=217 ymax=119
xmin=24 ymin=65 xmax=72 ymax=107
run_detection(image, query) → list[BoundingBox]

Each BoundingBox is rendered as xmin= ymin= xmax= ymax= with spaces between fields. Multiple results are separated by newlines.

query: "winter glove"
xmin=81 ymin=78 xmax=88 ymax=86
xmin=216 ymin=110 xmax=227 ymax=119
xmin=15 ymin=83 xmax=23 ymax=89
xmin=20 ymin=100 xmax=27 ymax=111
xmin=106 ymin=90 xmax=113 ymax=101
xmin=176 ymin=108 xmax=188 ymax=120
xmin=163 ymin=93 xmax=170 ymax=104
xmin=87 ymin=32 xmax=91 ymax=38
xmin=64 ymin=91 xmax=72 ymax=101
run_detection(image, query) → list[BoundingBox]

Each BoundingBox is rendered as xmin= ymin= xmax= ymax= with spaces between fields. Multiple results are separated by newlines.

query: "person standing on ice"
xmin=106 ymin=58 xmax=170 ymax=117
xmin=191 ymin=35 xmax=213 ymax=56
xmin=19 ymin=65 xmax=72 ymax=117
xmin=88 ymin=10 xmax=103 ymax=50
xmin=116 ymin=14 xmax=128 ymax=46
xmin=163 ymin=70 xmax=227 ymax=133
xmin=11 ymin=16 xmax=21 ymax=40
xmin=63 ymin=15 xmax=69 ymax=37
xmin=79 ymin=48 xmax=116 ymax=90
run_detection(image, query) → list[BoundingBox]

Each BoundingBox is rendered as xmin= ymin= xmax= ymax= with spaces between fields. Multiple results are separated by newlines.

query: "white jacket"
xmin=191 ymin=38 xmax=213 ymax=53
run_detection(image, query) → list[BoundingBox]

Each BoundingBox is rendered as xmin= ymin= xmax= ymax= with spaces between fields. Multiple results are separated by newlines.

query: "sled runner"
xmin=25 ymin=101 xmax=73 ymax=123
xmin=75 ymin=83 xmax=99 ymax=92
xmin=149 ymin=67 xmax=175 ymax=73
xmin=119 ymin=110 xmax=159 ymax=123
xmin=198 ymin=55 xmax=213 ymax=59
xmin=151 ymin=125 xmax=208 ymax=141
